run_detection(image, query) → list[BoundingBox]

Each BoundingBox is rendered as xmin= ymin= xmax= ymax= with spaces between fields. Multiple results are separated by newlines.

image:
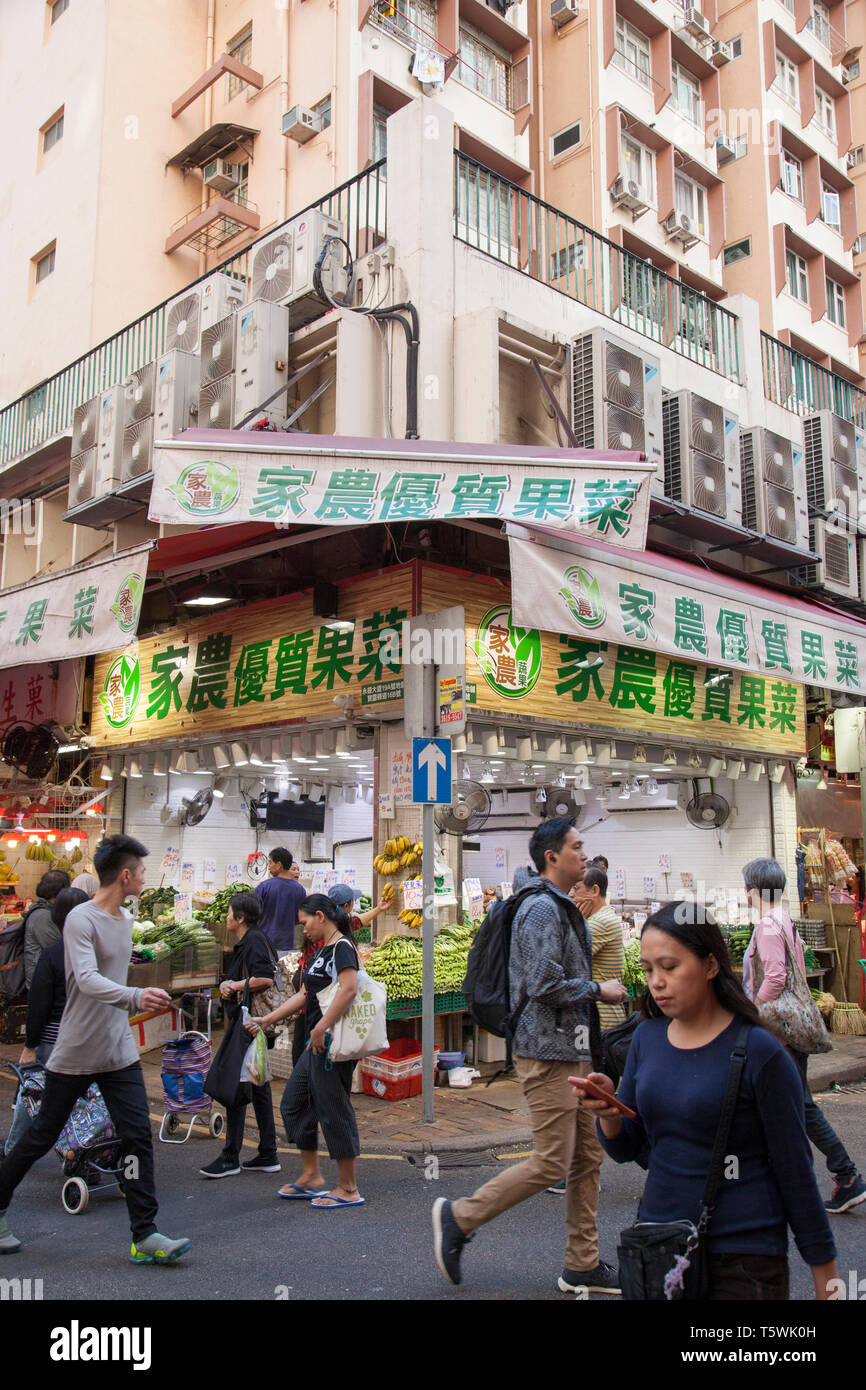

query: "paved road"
xmin=1 ymin=1084 xmax=864 ymax=1303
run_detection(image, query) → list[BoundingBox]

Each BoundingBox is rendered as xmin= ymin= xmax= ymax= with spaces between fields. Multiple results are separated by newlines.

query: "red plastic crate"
xmin=361 ymin=1070 xmax=424 ymax=1102
xmin=359 ymin=1039 xmax=439 ymax=1102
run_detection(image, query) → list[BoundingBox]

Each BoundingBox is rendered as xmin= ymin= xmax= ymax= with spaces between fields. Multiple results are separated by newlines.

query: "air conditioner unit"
xmin=200 ymin=313 xmax=237 ymax=385
xmin=570 ymin=328 xmax=664 ymax=488
xmin=739 ymin=427 xmax=809 ymax=551
xmin=123 ymin=361 xmax=157 ymax=427
xmin=682 ymin=6 xmax=711 ymax=39
xmin=711 ymin=38 xmax=732 ymax=66
xmin=249 ymin=211 xmax=345 ymax=326
xmin=164 ymin=272 xmax=247 ymax=353
xmin=68 ymin=447 xmax=97 ymax=509
xmin=663 ymin=391 xmax=741 ymax=523
xmin=550 ymin=0 xmax=578 ymax=27
xmin=282 ymin=105 xmax=323 ymax=144
xmin=154 ymin=350 xmax=200 ymax=439
xmin=804 ymin=411 xmax=860 ymax=527
xmin=95 ymin=384 xmax=126 ymax=494
xmin=663 ymin=211 xmax=699 ymax=248
xmin=121 ymin=415 xmax=154 ymax=483
xmin=611 ymin=176 xmax=650 ymax=215
xmin=203 ymin=158 xmax=239 ymax=193
xmin=803 ymin=518 xmax=859 ymax=598
xmin=71 ymin=394 xmax=100 ymax=458
xmin=715 ymin=134 xmax=738 ymax=165
xmin=233 ymin=299 xmax=289 ymax=426
xmin=198 ymin=374 xmax=236 ymax=432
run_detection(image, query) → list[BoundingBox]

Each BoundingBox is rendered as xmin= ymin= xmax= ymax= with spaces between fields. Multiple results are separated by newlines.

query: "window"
xmin=376 ymin=0 xmax=438 ymax=46
xmin=670 ymin=63 xmax=702 ymax=125
xmin=814 ymin=88 xmax=836 ymax=139
xmin=729 ymin=35 xmax=744 ymax=60
xmin=312 ymin=96 xmax=332 ymax=130
xmin=724 ymin=237 xmax=752 ymax=265
xmin=674 ymin=173 xmax=708 ymax=238
xmin=778 ymin=0 xmax=794 ymax=12
xmin=550 ymin=122 xmax=582 ymax=159
xmin=845 ymin=59 xmax=861 ymax=81
xmin=614 ymin=15 xmax=652 ymax=88
xmin=821 ymin=184 xmax=841 ymax=231
xmin=50 ymin=0 xmax=69 ymax=22
xmin=621 ymin=135 xmax=655 ymax=202
xmin=781 ymin=149 xmax=804 ymax=201
xmin=34 ymin=246 xmax=56 ymax=284
xmin=549 ymin=242 xmax=585 ymax=279
xmin=226 ymin=25 xmax=253 ymax=102
xmin=373 ymin=105 xmax=389 ymax=162
xmin=826 ymin=276 xmax=846 ymax=326
xmin=785 ymin=248 xmax=809 ymax=301
xmin=218 ymin=161 xmax=250 ymax=243
xmin=849 ymin=146 xmax=865 ymax=168
xmin=774 ymin=52 xmax=800 ymax=108
xmin=808 ymin=2 xmax=831 ymax=48
xmin=42 ymin=110 xmax=64 ymax=153
xmin=458 ymin=25 xmax=510 ymax=110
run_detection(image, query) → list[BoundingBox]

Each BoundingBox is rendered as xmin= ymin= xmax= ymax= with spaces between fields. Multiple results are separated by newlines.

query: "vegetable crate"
xmin=386 ymin=991 xmax=467 ymax=1020
xmin=354 ymin=925 xmax=372 ymax=944
xmin=359 ymin=1039 xmax=440 ymax=1103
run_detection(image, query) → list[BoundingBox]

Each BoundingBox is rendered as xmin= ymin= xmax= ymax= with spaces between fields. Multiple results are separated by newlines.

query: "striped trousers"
xmin=280 ymin=1048 xmax=360 ymax=1161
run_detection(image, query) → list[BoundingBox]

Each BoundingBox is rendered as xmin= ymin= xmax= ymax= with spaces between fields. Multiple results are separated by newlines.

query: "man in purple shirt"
xmin=254 ymin=849 xmax=306 ymax=952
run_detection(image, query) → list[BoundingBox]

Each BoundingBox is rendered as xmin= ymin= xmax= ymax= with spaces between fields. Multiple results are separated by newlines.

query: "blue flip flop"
xmin=278 ymin=1184 xmax=331 ymax=1200
xmin=311 ymin=1194 xmax=365 ymax=1209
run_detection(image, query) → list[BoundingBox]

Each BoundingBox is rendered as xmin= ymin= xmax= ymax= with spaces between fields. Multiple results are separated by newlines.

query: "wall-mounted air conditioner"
xmin=711 ymin=39 xmax=732 ymax=66
xmin=249 ymin=210 xmax=345 ymax=327
xmin=121 ymin=416 xmax=154 ymax=484
xmin=68 ymin=385 xmax=125 ymax=509
xmin=203 ymin=159 xmax=239 ymax=193
xmin=123 ymin=361 xmax=157 ymax=428
xmin=805 ymin=518 xmax=859 ymax=599
xmin=95 ymin=385 xmax=125 ymax=494
xmin=68 ymin=446 xmax=97 ymax=509
xmin=198 ymin=375 xmax=236 ymax=432
xmin=715 ymin=134 xmax=738 ymax=165
xmin=550 ymin=0 xmax=579 ymax=27
xmin=282 ymin=106 xmax=324 ymax=144
xmin=804 ymin=411 xmax=860 ymax=528
xmin=571 ymin=328 xmax=664 ymax=487
xmin=663 ymin=390 xmax=741 ymax=523
xmin=663 ymin=211 xmax=699 ymax=248
xmin=71 ymin=393 xmax=100 ymax=460
xmin=200 ymin=313 xmax=237 ymax=385
xmin=682 ymin=6 xmax=711 ymax=40
xmin=154 ymin=350 xmax=200 ymax=440
xmin=611 ymin=176 xmax=650 ymax=216
xmin=164 ymin=272 xmax=247 ymax=353
xmin=739 ymin=427 xmax=809 ymax=551
xmin=233 ymin=299 xmax=289 ymax=426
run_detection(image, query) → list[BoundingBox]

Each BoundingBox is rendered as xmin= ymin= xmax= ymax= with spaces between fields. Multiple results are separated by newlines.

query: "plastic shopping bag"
xmin=241 ymin=1013 xmax=272 ymax=1087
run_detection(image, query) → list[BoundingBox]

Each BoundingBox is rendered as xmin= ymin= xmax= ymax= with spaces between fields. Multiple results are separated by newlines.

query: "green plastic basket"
xmin=385 ymin=991 xmax=469 ymax=1020
xmin=353 ymin=925 xmax=372 ymax=943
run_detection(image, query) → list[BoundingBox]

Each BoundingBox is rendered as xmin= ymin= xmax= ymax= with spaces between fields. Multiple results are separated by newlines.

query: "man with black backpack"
xmin=432 ymin=817 xmax=628 ymax=1294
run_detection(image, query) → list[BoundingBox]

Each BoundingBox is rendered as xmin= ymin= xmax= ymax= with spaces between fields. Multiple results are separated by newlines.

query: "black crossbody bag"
xmin=617 ymin=1022 xmax=752 ymax=1301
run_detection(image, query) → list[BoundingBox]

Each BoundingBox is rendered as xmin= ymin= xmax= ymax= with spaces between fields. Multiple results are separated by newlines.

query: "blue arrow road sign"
xmin=412 ymin=737 xmax=451 ymax=804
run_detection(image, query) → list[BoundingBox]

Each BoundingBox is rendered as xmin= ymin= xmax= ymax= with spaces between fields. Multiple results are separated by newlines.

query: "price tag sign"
xmin=311 ymin=868 xmax=329 ymax=893
xmin=633 ymin=912 xmax=648 ymax=932
xmin=650 ymin=901 xmax=661 ymax=914
xmin=658 ymin=854 xmax=671 ymax=872
xmin=614 ymin=869 xmax=626 ymax=898
xmin=499 ymin=881 xmax=513 ymax=900
xmin=461 ymin=877 xmax=483 ymax=918
xmin=203 ymin=858 xmax=216 ymax=883
xmin=403 ymin=878 xmax=423 ymax=910
xmin=378 ymin=793 xmax=395 ymax=820
xmin=173 ymin=893 xmax=192 ymax=922
xmin=225 ymin=863 xmax=242 ymax=885
xmin=181 ymin=862 xmax=195 ymax=888
xmin=161 ymin=847 xmax=180 ymax=878
xmin=642 ymin=876 xmax=655 ymax=898
xmin=680 ymin=871 xmax=695 ymax=891
xmin=494 ymin=846 xmax=507 ymax=871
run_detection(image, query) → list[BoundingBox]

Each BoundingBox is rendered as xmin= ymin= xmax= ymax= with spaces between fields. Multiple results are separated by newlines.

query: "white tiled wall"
xmin=123 ymin=774 xmax=374 ymax=895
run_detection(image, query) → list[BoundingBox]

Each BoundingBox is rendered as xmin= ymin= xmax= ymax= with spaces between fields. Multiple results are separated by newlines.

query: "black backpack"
xmin=0 ymin=917 xmax=27 ymax=1006
xmin=461 ymin=882 xmax=548 ymax=1042
xmin=599 ymin=1009 xmax=642 ymax=1087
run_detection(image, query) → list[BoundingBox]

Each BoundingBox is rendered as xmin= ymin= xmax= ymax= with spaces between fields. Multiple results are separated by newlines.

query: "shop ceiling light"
xmin=343 ymin=784 xmax=357 ymax=804
xmin=769 ymin=762 xmax=786 ymax=784
xmin=546 ymin=736 xmax=562 ymax=762
xmin=481 ymin=764 xmax=495 ymax=784
xmin=335 ymin=730 xmax=351 ymax=758
xmin=816 ymin=769 xmax=828 ymax=791
xmin=170 ymin=748 xmax=184 ymax=774
xmin=706 ymin=757 xmax=726 ymax=778
xmin=663 ymin=748 xmax=677 ymax=766
xmin=727 ymin=759 xmax=744 ymax=781
xmin=129 ymin=758 xmax=143 ymax=779
xmin=310 ymin=783 xmax=325 ymax=801
xmin=595 ymin=741 xmax=612 ymax=768
xmin=154 ymin=752 xmax=169 ymax=777
xmin=574 ymin=767 xmax=590 ymax=791
xmin=197 ymin=746 xmax=216 ymax=773
xmin=482 ymin=730 xmax=499 ymax=757
xmin=249 ymin=741 xmax=265 ymax=767
xmin=287 ymin=783 xmax=301 ymax=802
xmin=230 ymin=743 xmax=249 ymax=767
xmin=646 ymin=778 xmax=659 ymax=794
xmin=746 ymin=762 xmax=763 ymax=782
xmin=573 ymin=739 xmax=589 ymax=764
xmin=318 ymin=730 xmax=336 ymax=756
xmin=631 ymin=745 xmax=647 ymax=764
xmin=327 ymin=785 xmax=342 ymax=805
xmin=280 ymin=734 xmax=294 ymax=759
xmin=99 ymin=761 xmax=113 ymax=781
xmin=212 ymin=744 xmax=231 ymax=769
xmin=516 ymin=736 xmax=532 ymax=763
xmin=535 ymin=787 xmax=547 ymax=805
xmin=452 ymin=733 xmax=467 ymax=753
xmin=687 ymin=752 xmax=703 ymax=769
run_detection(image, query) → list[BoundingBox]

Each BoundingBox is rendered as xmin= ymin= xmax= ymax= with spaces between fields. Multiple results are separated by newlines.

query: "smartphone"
xmin=569 ymin=1076 xmax=636 ymax=1119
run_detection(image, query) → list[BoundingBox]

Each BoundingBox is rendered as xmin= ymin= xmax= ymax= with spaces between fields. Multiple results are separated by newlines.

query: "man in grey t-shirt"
xmin=0 ymin=835 xmax=191 ymax=1266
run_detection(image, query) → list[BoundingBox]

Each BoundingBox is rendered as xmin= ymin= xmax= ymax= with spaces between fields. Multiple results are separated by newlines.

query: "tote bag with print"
xmin=317 ymin=943 xmax=388 ymax=1062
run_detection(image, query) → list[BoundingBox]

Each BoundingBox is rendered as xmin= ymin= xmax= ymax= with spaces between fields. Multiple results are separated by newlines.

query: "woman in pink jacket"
xmin=742 ymin=857 xmax=865 ymax=1215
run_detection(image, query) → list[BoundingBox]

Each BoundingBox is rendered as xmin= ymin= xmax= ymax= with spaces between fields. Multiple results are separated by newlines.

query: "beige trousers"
xmin=451 ymin=1057 xmax=603 ymax=1272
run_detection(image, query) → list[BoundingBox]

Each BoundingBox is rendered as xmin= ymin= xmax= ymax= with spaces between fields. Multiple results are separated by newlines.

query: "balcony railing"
xmin=761 ymin=331 xmax=866 ymax=429
xmin=0 ymin=161 xmax=387 ymax=469
xmin=454 ymin=151 xmax=742 ymax=381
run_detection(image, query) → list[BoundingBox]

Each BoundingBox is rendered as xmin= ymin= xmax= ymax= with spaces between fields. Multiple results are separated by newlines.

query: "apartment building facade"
xmin=845 ymin=0 xmax=866 ymax=377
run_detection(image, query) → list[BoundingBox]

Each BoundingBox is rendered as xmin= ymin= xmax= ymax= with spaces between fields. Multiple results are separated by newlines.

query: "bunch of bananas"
xmin=0 ymin=861 xmax=19 ymax=885
xmin=25 ymin=841 xmax=57 ymax=862
xmin=373 ymin=837 xmax=424 ymax=875
xmin=380 ymin=882 xmax=396 ymax=903
xmin=398 ymin=908 xmax=423 ymax=929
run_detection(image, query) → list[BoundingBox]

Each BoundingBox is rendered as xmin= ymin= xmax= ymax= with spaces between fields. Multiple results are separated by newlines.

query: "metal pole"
xmin=421 ymin=662 xmax=436 ymax=1124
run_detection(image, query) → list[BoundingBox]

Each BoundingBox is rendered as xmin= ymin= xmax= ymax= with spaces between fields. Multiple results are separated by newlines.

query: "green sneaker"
xmin=129 ymin=1233 xmax=191 ymax=1265
xmin=0 ymin=1212 xmax=21 ymax=1255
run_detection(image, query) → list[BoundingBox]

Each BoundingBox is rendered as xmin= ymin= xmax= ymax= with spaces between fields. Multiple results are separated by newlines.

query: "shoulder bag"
xmin=751 ymin=918 xmax=832 ymax=1056
xmin=617 ymin=1022 xmax=752 ymax=1300
xmin=247 ymin=936 xmax=296 ymax=1038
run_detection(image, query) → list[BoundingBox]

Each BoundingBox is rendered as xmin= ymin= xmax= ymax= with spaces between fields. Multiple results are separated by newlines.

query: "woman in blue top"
xmin=576 ymin=901 xmax=839 ymax=1300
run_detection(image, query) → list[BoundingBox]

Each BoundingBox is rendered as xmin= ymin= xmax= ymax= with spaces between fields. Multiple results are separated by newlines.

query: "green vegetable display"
xmin=193 ymin=882 xmax=252 ymax=925
xmin=365 ymin=925 xmax=475 ymax=1000
xmin=725 ymin=928 xmax=753 ymax=966
xmin=622 ymin=938 xmax=646 ymax=991
xmin=136 ymin=888 xmax=177 ymax=922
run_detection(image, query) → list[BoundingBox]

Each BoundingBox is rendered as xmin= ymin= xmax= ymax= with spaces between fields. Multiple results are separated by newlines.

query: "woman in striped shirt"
xmin=572 ymin=866 xmax=627 ymax=1031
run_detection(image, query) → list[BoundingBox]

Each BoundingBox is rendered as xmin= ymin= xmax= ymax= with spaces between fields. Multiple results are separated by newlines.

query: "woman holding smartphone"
xmin=574 ymin=901 xmax=838 ymax=1300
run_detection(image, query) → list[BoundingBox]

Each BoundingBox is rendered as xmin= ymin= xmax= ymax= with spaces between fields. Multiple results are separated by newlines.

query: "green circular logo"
xmin=473 ymin=605 xmax=542 ymax=700
xmin=110 ymin=572 xmax=144 ymax=633
xmin=169 ymin=460 xmax=240 ymax=516
xmin=559 ymin=566 xmax=606 ymax=628
xmin=99 ymin=654 xmax=141 ymax=729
